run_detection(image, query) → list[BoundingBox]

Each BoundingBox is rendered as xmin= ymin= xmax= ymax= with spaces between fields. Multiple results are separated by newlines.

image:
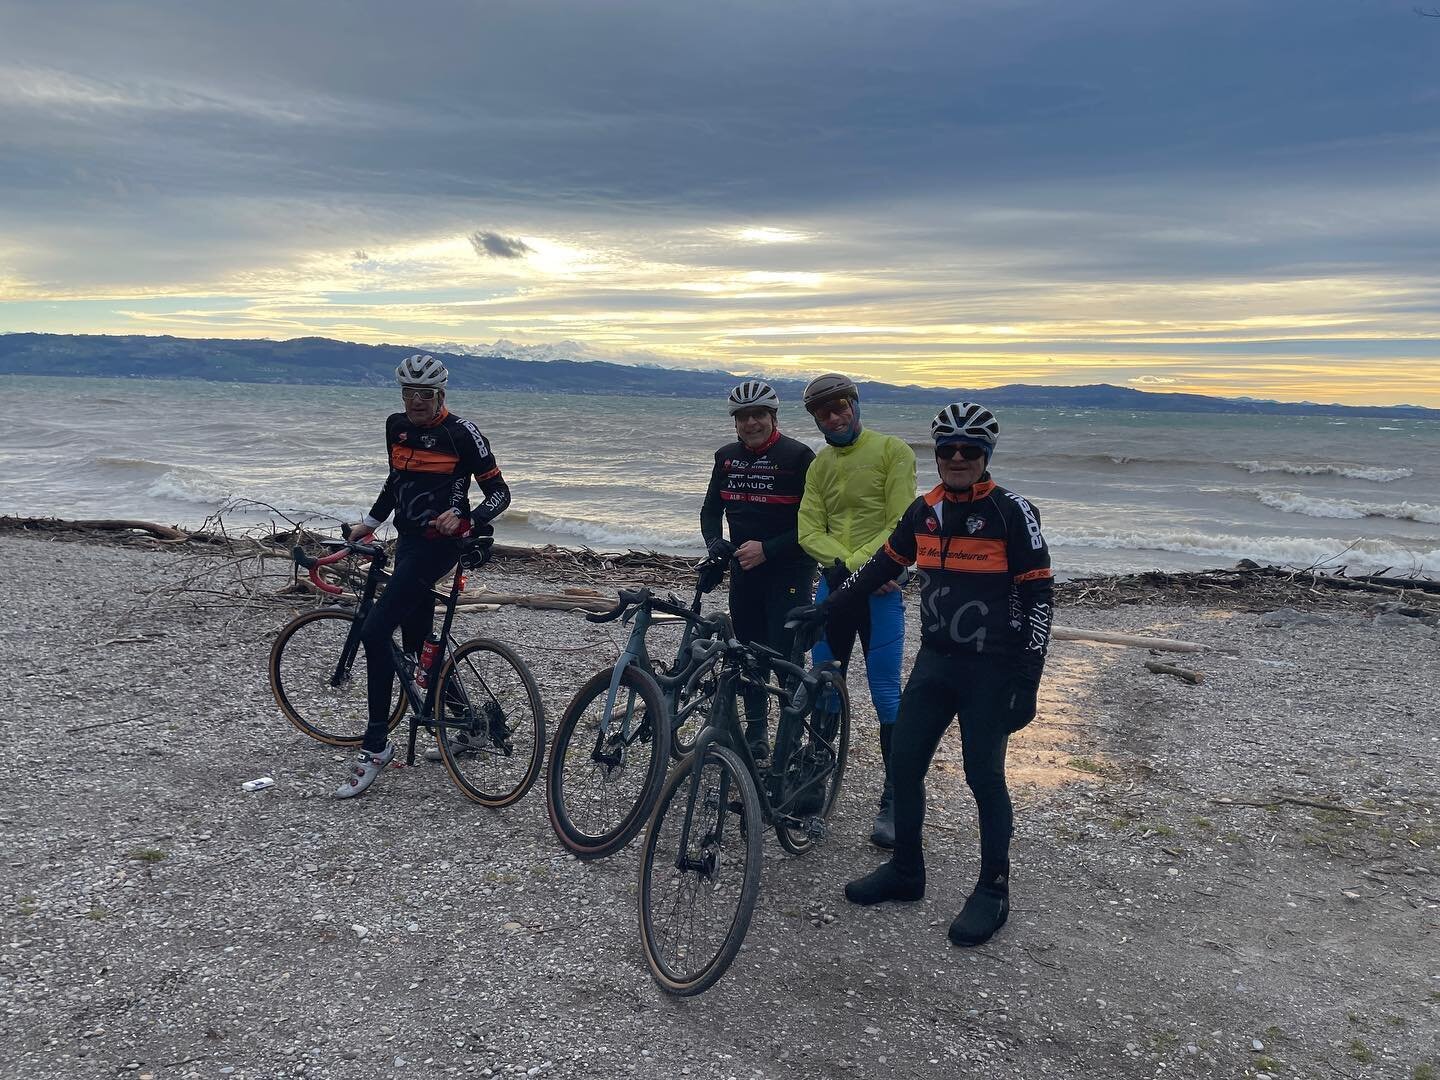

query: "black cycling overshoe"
xmin=947 ymin=884 xmax=1010 ymax=946
xmin=844 ymin=861 xmax=925 ymax=906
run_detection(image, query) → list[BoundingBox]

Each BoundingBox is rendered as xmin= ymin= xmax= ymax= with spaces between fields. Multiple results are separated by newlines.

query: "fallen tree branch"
xmin=1052 ymin=626 xmax=1210 ymax=653
xmin=1143 ymin=660 xmax=1204 ymax=684
xmin=1211 ymin=795 xmax=1387 ymax=817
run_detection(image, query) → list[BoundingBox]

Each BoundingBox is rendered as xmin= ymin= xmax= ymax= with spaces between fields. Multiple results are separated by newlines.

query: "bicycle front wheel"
xmin=269 ymin=609 xmax=405 ymax=745
xmin=639 ymin=743 xmax=763 ymax=996
xmin=434 ymin=639 xmax=546 ymax=808
xmin=773 ymin=671 xmax=851 ymax=856
xmin=546 ymin=665 xmax=670 ymax=859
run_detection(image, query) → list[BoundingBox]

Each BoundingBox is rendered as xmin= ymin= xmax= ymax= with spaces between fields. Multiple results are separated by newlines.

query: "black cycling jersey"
xmin=828 ymin=476 xmax=1054 ymax=684
xmin=366 ymin=408 xmax=511 ymax=534
xmin=699 ymin=430 xmax=816 ymax=567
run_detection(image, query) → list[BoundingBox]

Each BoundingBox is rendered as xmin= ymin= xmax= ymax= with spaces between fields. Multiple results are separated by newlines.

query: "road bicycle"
xmin=637 ymin=611 xmax=850 ymax=995
xmin=545 ymin=546 xmax=735 ymax=859
xmin=268 ymin=532 xmax=544 ymax=807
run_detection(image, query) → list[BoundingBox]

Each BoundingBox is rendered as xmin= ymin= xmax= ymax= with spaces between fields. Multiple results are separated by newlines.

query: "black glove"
xmin=706 ymin=537 xmax=736 ymax=562
xmin=1003 ymin=679 xmax=1039 ymax=733
xmin=824 ymin=559 xmax=849 ymax=594
xmin=460 ymin=521 xmax=495 ymax=569
xmin=785 ymin=601 xmax=832 ymax=652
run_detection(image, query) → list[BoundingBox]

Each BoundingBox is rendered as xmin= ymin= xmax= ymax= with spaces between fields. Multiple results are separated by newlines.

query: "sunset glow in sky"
xmin=2 ymin=1 xmax=1438 ymax=405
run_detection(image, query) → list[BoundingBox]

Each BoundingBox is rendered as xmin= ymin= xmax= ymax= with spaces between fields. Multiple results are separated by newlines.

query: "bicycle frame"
xmin=593 ymin=584 xmax=717 ymax=748
xmin=673 ymin=629 xmax=843 ymax=866
xmin=301 ymin=539 xmax=479 ymax=766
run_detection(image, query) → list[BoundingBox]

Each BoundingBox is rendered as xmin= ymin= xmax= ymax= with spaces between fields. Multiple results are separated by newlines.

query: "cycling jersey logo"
xmin=397 ymin=431 xmax=408 ymax=442
xmin=420 ymin=435 xmax=437 ymax=449
xmin=965 ymin=514 xmax=985 ymax=535
xmin=925 ymin=515 xmax=939 ymax=533
xmin=1005 ymin=492 xmax=1045 ymax=550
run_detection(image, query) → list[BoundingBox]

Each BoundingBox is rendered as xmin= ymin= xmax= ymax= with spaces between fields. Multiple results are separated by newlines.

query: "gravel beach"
xmin=2 ymin=530 xmax=1437 ymax=1080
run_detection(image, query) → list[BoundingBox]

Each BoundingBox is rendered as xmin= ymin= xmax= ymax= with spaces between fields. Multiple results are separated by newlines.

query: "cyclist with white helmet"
xmin=700 ymin=380 xmax=817 ymax=760
xmin=335 ymin=353 xmax=512 ymax=799
xmin=802 ymin=402 xmax=1054 ymax=947
xmin=797 ymin=373 xmax=917 ymax=848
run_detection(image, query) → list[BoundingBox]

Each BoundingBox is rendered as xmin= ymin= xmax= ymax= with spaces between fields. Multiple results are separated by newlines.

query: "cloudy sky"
xmin=2 ymin=0 xmax=1438 ymax=404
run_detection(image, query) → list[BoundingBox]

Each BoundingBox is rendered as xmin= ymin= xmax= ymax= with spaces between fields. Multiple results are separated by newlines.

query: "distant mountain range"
xmin=1 ymin=332 xmax=1435 ymax=420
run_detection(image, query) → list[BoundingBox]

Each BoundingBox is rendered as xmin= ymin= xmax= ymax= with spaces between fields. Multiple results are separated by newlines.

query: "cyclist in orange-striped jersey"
xmin=337 ymin=353 xmax=512 ymax=799
xmin=799 ymin=402 xmax=1054 ymax=946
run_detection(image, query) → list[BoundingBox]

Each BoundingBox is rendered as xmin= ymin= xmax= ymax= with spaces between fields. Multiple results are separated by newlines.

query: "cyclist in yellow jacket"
xmin=797 ymin=373 xmax=917 ymax=847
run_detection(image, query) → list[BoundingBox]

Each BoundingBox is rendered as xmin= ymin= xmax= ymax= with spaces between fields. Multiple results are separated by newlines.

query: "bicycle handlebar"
xmin=291 ymin=539 xmax=383 ymax=596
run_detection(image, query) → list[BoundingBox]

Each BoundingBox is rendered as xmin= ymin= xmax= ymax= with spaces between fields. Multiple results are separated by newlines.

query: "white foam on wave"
xmin=143 ymin=466 xmax=234 ymax=506
xmin=1232 ymin=460 xmax=1412 ymax=482
xmin=1049 ymin=527 xmax=1440 ymax=575
xmin=512 ymin=509 xmax=703 ymax=551
xmin=1252 ymin=491 xmax=1440 ymax=525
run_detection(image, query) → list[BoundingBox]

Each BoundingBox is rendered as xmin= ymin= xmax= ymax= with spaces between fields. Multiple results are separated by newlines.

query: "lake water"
xmin=4 ymin=375 xmax=1438 ymax=578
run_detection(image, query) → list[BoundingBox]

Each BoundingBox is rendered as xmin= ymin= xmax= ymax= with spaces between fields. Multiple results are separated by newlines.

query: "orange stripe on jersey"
xmin=881 ymin=542 xmax=909 ymax=566
xmin=914 ymin=534 xmax=1008 ymax=572
xmin=1014 ymin=567 xmax=1053 ymax=583
xmin=474 ymin=466 xmax=501 ymax=482
xmin=390 ymin=445 xmax=460 ymax=474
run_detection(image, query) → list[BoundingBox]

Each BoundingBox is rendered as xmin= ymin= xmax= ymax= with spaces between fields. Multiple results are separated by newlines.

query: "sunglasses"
xmin=936 ymin=443 xmax=986 ymax=461
xmin=401 ymin=387 xmax=440 ymax=402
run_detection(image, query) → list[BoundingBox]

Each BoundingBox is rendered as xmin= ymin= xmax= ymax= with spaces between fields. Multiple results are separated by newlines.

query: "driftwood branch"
xmin=1144 ymin=660 xmax=1203 ymax=684
xmin=1211 ymin=795 xmax=1386 ymax=817
xmin=1052 ymin=626 xmax=1210 ymax=653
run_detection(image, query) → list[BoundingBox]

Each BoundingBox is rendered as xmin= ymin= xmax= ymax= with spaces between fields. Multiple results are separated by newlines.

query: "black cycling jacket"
xmin=366 ymin=408 xmax=511 ymax=535
xmin=700 ymin=430 xmax=816 ymax=568
xmin=827 ymin=476 xmax=1054 ymax=685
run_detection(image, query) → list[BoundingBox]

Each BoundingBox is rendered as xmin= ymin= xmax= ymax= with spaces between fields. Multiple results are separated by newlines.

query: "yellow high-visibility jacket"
xmin=798 ymin=428 xmax=917 ymax=572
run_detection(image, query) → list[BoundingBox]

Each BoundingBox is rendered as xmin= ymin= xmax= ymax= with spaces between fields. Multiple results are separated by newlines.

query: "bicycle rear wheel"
xmin=546 ymin=665 xmax=670 ymax=859
xmin=638 ymin=743 xmax=763 ymax=996
xmin=773 ymin=671 xmax=851 ymax=856
xmin=269 ymin=609 xmax=405 ymax=745
xmin=435 ymin=639 xmax=545 ymax=808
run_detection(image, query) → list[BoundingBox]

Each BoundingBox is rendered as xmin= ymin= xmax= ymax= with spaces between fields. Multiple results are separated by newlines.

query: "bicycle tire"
xmin=435 ymin=638 xmax=546 ymax=808
xmin=638 ymin=743 xmax=763 ymax=996
xmin=774 ymin=671 xmax=851 ymax=856
xmin=546 ymin=664 xmax=671 ymax=859
xmin=269 ymin=609 xmax=406 ymax=745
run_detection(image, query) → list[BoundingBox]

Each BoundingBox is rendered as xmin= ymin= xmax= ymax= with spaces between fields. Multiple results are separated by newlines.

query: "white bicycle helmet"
xmin=931 ymin=401 xmax=1000 ymax=448
xmin=727 ymin=380 xmax=780 ymax=415
xmin=395 ymin=353 xmax=448 ymax=388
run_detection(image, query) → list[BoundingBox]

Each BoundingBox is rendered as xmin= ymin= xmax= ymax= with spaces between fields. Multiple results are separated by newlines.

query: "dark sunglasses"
xmin=936 ymin=443 xmax=986 ymax=461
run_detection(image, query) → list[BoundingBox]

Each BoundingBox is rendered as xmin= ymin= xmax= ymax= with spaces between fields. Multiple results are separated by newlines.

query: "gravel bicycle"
xmin=268 ymin=533 xmax=545 ymax=807
xmin=545 ymin=545 xmax=735 ymax=859
xmin=638 ymin=610 xmax=850 ymax=995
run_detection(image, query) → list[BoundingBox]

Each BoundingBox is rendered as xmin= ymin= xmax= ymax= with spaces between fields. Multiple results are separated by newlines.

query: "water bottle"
xmin=416 ymin=633 xmax=442 ymax=688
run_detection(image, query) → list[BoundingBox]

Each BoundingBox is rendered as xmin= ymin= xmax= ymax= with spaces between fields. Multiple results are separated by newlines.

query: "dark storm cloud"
xmin=469 ymin=231 xmax=532 ymax=260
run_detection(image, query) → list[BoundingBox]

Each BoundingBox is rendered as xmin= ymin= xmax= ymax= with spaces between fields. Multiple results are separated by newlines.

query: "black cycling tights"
xmin=358 ymin=534 xmax=460 ymax=753
xmin=889 ymin=647 xmax=1012 ymax=880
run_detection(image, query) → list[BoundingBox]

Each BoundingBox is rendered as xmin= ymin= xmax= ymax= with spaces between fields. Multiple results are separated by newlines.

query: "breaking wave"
xmin=1252 ymin=491 xmax=1440 ymax=524
xmin=1049 ymin=527 xmax=1440 ymax=575
xmin=1232 ymin=460 xmax=1412 ymax=482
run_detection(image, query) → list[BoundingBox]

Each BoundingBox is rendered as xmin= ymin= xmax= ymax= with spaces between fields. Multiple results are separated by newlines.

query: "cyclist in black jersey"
xmin=799 ymin=402 xmax=1054 ymax=946
xmin=700 ymin=380 xmax=817 ymax=760
xmin=335 ymin=353 xmax=512 ymax=799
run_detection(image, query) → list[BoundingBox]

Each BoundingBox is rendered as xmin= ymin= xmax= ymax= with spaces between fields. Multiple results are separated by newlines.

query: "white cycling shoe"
xmin=334 ymin=743 xmax=395 ymax=799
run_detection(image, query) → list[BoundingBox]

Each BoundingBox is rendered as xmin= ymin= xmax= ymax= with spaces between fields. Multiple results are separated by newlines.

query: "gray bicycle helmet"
xmin=931 ymin=402 xmax=1000 ymax=449
xmin=395 ymin=353 xmax=448 ymax=388
xmin=727 ymin=380 xmax=780 ymax=415
xmin=802 ymin=372 xmax=859 ymax=414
